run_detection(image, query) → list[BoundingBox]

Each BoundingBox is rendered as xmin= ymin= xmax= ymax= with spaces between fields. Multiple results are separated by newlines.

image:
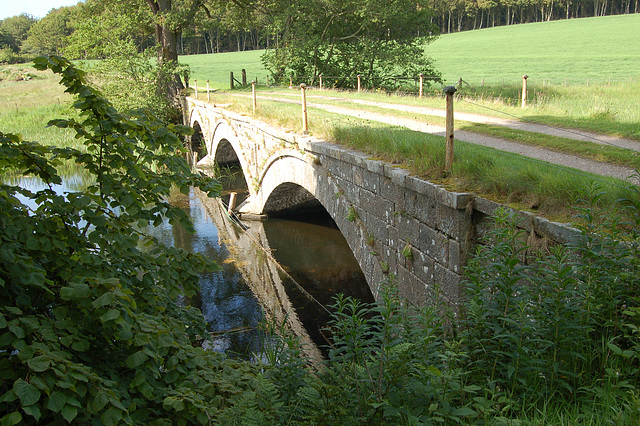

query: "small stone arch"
xmin=208 ymin=119 xmax=255 ymax=197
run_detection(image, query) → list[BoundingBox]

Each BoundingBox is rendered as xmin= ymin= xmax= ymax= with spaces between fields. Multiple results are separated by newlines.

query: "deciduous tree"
xmin=0 ymin=14 xmax=36 ymax=53
xmin=260 ymin=0 xmax=441 ymax=90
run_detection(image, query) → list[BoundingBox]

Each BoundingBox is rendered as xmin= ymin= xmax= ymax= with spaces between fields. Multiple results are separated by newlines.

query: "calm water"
xmin=10 ymin=175 xmax=373 ymax=357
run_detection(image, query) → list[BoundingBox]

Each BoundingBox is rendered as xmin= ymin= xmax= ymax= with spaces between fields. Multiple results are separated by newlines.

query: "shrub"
xmin=461 ymin=195 xmax=640 ymax=415
xmin=0 ymin=56 xmax=265 ymax=424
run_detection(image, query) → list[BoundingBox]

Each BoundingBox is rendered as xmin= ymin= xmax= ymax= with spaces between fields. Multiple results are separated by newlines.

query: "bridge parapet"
xmin=184 ymin=97 xmax=578 ymax=307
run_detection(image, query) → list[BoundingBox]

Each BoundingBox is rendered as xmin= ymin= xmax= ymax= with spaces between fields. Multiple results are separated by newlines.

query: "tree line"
xmin=428 ymin=0 xmax=639 ymax=33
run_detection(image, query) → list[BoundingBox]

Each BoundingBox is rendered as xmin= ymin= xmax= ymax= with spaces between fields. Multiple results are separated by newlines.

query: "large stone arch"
xmin=240 ymin=153 xmax=383 ymax=298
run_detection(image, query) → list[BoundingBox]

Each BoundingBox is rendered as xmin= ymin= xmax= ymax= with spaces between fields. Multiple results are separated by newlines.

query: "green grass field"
xmin=180 ymin=14 xmax=640 ymax=140
xmin=181 ymin=50 xmax=268 ymax=91
xmin=0 ymin=66 xmax=77 ymax=148
xmin=180 ymin=14 xmax=640 ymax=89
xmin=427 ymin=14 xmax=640 ymax=86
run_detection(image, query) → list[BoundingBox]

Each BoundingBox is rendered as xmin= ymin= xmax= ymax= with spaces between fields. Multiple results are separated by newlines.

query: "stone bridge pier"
xmin=184 ymin=97 xmax=576 ymax=306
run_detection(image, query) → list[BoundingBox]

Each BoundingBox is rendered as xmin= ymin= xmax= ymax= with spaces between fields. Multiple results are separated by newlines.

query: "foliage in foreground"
xmin=462 ymin=200 xmax=640 ymax=421
xmin=0 ymin=56 xmax=259 ymax=424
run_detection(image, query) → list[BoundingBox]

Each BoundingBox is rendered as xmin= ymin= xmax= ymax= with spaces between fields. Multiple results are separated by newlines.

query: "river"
xmin=10 ymin=173 xmax=374 ymax=360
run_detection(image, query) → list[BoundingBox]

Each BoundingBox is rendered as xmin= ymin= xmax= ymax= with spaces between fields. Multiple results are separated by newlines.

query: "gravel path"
xmin=243 ymin=93 xmax=639 ymax=183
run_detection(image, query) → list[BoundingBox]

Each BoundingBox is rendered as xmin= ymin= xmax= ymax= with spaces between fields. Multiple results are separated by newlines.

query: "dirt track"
xmin=238 ymin=92 xmax=640 ymax=183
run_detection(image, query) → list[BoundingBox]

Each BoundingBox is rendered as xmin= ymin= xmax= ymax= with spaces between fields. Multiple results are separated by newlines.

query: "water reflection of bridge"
xmin=195 ymin=190 xmax=328 ymax=363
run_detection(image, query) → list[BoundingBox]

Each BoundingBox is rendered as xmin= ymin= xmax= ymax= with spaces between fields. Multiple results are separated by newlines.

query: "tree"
xmin=259 ymin=0 xmax=441 ymax=90
xmin=0 ymin=14 xmax=36 ymax=53
xmin=22 ymin=7 xmax=76 ymax=55
xmin=0 ymin=56 xmax=265 ymax=423
xmin=63 ymin=0 xmax=251 ymax=115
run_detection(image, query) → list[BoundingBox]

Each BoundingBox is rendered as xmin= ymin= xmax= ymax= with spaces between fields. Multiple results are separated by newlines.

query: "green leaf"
xmin=61 ymin=404 xmax=78 ymax=423
xmin=607 ymin=342 xmax=623 ymax=355
xmin=100 ymin=407 xmax=122 ymax=426
xmin=0 ymin=390 xmax=17 ymax=404
xmin=22 ymin=404 xmax=41 ymax=421
xmin=0 ymin=412 xmax=22 ymax=426
xmin=90 ymin=390 xmax=109 ymax=412
xmin=126 ymin=350 xmax=148 ymax=368
xmin=47 ymin=391 xmax=67 ymax=413
xmin=100 ymin=309 xmax=121 ymax=323
xmin=13 ymin=379 xmax=40 ymax=406
xmin=8 ymin=324 xmax=24 ymax=339
xmin=27 ymin=356 xmax=51 ymax=372
xmin=451 ymin=407 xmax=477 ymax=417
xmin=92 ymin=292 xmax=115 ymax=308
xmin=60 ymin=283 xmax=91 ymax=301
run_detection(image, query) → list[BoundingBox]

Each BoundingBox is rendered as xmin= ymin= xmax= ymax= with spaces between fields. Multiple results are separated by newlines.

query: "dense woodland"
xmin=0 ymin=0 xmax=638 ymax=61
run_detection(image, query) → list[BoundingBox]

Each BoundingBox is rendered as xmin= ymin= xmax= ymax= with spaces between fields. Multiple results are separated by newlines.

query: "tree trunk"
xmin=147 ymin=0 xmax=185 ymax=103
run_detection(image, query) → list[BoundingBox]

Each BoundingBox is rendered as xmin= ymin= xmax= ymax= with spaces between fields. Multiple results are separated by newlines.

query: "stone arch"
xmin=242 ymin=154 xmax=381 ymax=297
xmin=208 ymin=119 xmax=255 ymax=195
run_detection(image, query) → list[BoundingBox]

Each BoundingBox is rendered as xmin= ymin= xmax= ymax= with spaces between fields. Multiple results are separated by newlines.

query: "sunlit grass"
xmin=208 ymin=92 xmax=636 ymax=222
xmin=0 ymin=66 xmax=79 ymax=149
xmin=247 ymin=82 xmax=640 ymax=141
xmin=182 ymin=14 xmax=640 ymax=140
xmin=426 ymin=14 xmax=640 ymax=85
xmin=266 ymin=93 xmax=640 ymax=168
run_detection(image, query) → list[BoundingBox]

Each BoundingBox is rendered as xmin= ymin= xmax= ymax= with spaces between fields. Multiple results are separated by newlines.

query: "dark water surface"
xmin=11 ymin=175 xmax=374 ymax=358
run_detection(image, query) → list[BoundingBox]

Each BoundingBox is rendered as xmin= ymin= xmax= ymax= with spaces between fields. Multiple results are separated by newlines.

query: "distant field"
xmin=181 ymin=14 xmax=640 ymax=90
xmin=180 ymin=50 xmax=268 ymax=91
xmin=426 ymin=14 xmax=640 ymax=86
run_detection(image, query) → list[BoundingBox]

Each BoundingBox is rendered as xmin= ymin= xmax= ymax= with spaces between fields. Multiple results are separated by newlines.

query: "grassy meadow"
xmin=181 ymin=14 xmax=640 ymax=88
xmin=426 ymin=14 xmax=640 ymax=86
xmin=0 ymin=65 xmax=77 ymax=148
xmin=180 ymin=14 xmax=640 ymax=141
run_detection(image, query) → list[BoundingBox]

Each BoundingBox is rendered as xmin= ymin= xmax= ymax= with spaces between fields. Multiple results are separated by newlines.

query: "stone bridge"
xmin=183 ymin=97 xmax=576 ymax=306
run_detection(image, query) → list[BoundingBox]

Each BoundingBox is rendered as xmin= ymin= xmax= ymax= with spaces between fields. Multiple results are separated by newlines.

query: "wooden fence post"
xmin=289 ymin=76 xmax=293 ymax=88
xmin=319 ymin=75 xmax=323 ymax=90
xmin=194 ymin=80 xmax=198 ymax=98
xmin=521 ymin=74 xmax=528 ymax=108
xmin=230 ymin=72 xmax=234 ymax=90
xmin=458 ymin=77 xmax=463 ymax=89
xmin=252 ymin=81 xmax=256 ymax=114
xmin=444 ymin=85 xmax=457 ymax=172
xmin=242 ymin=69 xmax=247 ymax=86
xmin=206 ymin=80 xmax=210 ymax=102
xmin=419 ymin=73 xmax=424 ymax=98
xmin=267 ymin=75 xmax=270 ymax=86
xmin=357 ymin=75 xmax=361 ymax=92
xmin=300 ymin=83 xmax=308 ymax=134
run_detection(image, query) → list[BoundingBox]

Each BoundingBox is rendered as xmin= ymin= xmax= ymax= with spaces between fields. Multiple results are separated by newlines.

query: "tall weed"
xmin=462 ymin=188 xmax=640 ymax=416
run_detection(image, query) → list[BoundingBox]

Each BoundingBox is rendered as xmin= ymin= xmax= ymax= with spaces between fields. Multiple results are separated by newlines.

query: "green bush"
xmin=462 ymin=196 xmax=640 ymax=417
xmin=0 ymin=56 xmax=265 ymax=424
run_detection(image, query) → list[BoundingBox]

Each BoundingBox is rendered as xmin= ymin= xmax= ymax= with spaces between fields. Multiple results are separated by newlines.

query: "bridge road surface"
xmin=235 ymin=92 xmax=639 ymax=183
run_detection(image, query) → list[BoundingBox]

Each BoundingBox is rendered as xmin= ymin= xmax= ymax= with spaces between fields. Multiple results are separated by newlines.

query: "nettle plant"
xmin=462 ymin=198 xmax=640 ymax=411
xmin=0 ymin=56 xmax=265 ymax=425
